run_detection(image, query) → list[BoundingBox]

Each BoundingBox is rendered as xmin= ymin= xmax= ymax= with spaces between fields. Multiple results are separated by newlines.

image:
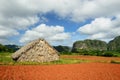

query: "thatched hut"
xmin=12 ymin=39 xmax=59 ymax=62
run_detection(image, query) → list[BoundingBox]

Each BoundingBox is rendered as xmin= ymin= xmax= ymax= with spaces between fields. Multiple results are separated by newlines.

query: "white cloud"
xmin=1 ymin=0 xmax=120 ymax=23
xmin=0 ymin=15 xmax=39 ymax=30
xmin=0 ymin=0 xmax=120 ymax=44
xmin=20 ymin=24 xmax=70 ymax=45
xmin=0 ymin=15 xmax=39 ymax=43
xmin=0 ymin=25 xmax=18 ymax=35
xmin=78 ymin=17 xmax=120 ymax=40
xmin=0 ymin=25 xmax=19 ymax=38
xmin=78 ymin=18 xmax=113 ymax=35
xmin=0 ymin=25 xmax=19 ymax=44
xmin=70 ymin=0 xmax=120 ymax=22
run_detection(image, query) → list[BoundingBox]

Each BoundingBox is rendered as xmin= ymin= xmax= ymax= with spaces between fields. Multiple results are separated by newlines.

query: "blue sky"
xmin=0 ymin=0 xmax=120 ymax=46
xmin=43 ymin=13 xmax=93 ymax=32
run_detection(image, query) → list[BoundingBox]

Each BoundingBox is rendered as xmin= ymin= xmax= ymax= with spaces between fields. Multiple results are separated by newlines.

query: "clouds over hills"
xmin=0 ymin=0 xmax=120 ymax=45
xmin=78 ymin=16 xmax=120 ymax=41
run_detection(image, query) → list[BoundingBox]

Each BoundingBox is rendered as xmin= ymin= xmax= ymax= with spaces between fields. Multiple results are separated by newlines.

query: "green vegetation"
xmin=0 ymin=52 xmax=15 ymax=65
xmin=108 ymin=36 xmax=120 ymax=51
xmin=72 ymin=39 xmax=107 ymax=52
xmin=71 ymin=36 xmax=120 ymax=57
xmin=0 ymin=52 xmax=120 ymax=65
xmin=1 ymin=36 xmax=120 ymax=65
xmin=68 ymin=49 xmax=120 ymax=57
xmin=5 ymin=45 xmax=20 ymax=52
xmin=54 ymin=45 xmax=71 ymax=54
xmin=110 ymin=60 xmax=120 ymax=64
xmin=0 ymin=44 xmax=18 ymax=53
xmin=0 ymin=53 xmax=87 ymax=65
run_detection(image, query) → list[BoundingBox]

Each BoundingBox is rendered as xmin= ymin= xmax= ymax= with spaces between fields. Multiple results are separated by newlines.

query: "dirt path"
xmin=0 ymin=63 xmax=120 ymax=80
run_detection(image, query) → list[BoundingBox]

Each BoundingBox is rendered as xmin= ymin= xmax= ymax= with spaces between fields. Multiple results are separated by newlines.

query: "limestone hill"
xmin=72 ymin=39 xmax=107 ymax=52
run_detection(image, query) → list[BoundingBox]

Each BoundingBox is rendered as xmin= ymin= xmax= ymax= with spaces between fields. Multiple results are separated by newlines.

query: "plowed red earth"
xmin=0 ymin=63 xmax=120 ymax=80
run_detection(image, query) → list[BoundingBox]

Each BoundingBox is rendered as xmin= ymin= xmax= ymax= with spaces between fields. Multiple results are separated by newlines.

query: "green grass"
xmin=0 ymin=53 xmax=87 ymax=65
xmin=110 ymin=60 xmax=120 ymax=64
xmin=49 ymin=58 xmax=88 ymax=64
xmin=1 ymin=52 xmax=120 ymax=65
xmin=0 ymin=52 xmax=15 ymax=65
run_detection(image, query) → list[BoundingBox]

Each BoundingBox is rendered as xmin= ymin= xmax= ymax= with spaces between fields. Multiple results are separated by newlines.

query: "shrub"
xmin=102 ymin=52 xmax=114 ymax=57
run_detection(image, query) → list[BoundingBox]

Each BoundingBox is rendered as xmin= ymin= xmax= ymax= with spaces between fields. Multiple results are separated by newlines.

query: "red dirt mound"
xmin=0 ymin=63 xmax=120 ymax=80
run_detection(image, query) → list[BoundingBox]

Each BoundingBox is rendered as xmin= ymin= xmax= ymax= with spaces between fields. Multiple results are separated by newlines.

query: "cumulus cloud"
xmin=20 ymin=24 xmax=70 ymax=45
xmin=0 ymin=25 xmax=19 ymax=38
xmin=70 ymin=0 xmax=120 ymax=22
xmin=1 ymin=0 xmax=120 ymax=23
xmin=78 ymin=16 xmax=120 ymax=40
xmin=0 ymin=0 xmax=120 ymax=44
xmin=0 ymin=25 xmax=19 ymax=44
xmin=0 ymin=15 xmax=39 ymax=43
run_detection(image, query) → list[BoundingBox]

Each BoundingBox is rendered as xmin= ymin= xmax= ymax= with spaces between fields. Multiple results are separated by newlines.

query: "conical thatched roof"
xmin=12 ymin=39 xmax=59 ymax=62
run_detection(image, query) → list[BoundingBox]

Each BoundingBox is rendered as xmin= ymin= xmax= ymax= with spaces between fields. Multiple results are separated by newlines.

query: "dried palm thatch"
xmin=12 ymin=39 xmax=59 ymax=62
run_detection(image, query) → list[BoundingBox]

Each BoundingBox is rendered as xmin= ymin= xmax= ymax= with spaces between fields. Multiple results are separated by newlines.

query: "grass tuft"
xmin=110 ymin=60 xmax=120 ymax=64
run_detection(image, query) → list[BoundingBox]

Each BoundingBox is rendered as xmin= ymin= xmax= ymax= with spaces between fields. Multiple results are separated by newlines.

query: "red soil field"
xmin=0 ymin=63 xmax=120 ymax=80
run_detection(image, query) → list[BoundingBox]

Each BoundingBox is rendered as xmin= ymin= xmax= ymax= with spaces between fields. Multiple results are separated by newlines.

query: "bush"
xmin=60 ymin=52 xmax=72 ymax=55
